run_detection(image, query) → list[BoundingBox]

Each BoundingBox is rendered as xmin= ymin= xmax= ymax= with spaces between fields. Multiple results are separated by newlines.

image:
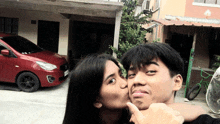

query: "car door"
xmin=0 ymin=43 xmax=18 ymax=83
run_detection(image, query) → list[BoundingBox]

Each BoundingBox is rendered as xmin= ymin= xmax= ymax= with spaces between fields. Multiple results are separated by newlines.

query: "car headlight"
xmin=36 ymin=61 xmax=57 ymax=71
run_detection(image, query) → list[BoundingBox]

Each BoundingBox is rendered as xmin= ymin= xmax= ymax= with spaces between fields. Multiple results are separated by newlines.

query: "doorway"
xmin=170 ymin=33 xmax=193 ymax=81
xmin=37 ymin=20 xmax=60 ymax=53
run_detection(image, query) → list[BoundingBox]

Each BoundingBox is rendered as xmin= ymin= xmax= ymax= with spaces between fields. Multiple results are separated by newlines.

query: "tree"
xmin=110 ymin=0 xmax=151 ymax=58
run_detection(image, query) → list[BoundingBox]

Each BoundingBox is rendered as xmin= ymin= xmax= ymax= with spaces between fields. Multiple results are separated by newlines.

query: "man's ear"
xmin=173 ymin=74 xmax=183 ymax=91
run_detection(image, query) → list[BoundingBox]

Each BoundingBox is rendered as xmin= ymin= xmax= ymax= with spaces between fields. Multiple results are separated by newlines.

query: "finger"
xmin=173 ymin=110 xmax=181 ymax=116
xmin=127 ymin=102 xmax=142 ymax=115
xmin=130 ymin=114 xmax=138 ymax=123
xmin=126 ymin=102 xmax=145 ymax=121
xmin=176 ymin=115 xmax=184 ymax=124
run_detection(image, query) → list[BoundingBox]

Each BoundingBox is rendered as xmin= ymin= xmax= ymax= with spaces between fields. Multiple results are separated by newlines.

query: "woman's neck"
xmin=99 ymin=107 xmax=123 ymax=124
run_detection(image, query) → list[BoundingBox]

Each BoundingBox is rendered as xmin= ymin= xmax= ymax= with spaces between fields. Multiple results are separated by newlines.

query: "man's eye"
xmin=128 ymin=74 xmax=135 ymax=78
xmin=147 ymin=70 xmax=156 ymax=74
xmin=109 ymin=78 xmax=116 ymax=84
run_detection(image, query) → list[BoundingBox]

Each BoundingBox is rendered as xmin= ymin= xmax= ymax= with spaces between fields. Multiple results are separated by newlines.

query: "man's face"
xmin=127 ymin=58 xmax=182 ymax=110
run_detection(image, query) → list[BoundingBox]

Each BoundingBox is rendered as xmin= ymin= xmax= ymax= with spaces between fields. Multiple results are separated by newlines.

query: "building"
xmin=142 ymin=0 xmax=220 ymax=84
xmin=0 ymin=0 xmax=123 ymax=69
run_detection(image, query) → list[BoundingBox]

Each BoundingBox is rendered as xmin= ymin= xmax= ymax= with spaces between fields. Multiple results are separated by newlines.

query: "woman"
xmin=63 ymin=54 xmax=131 ymax=124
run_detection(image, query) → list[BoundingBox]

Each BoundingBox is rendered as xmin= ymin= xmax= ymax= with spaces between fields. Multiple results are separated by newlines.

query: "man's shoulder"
xmin=184 ymin=114 xmax=220 ymax=124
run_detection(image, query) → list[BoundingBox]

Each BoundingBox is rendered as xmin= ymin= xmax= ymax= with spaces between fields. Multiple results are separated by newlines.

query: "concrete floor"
xmin=0 ymin=79 xmax=68 ymax=124
xmin=175 ymin=85 xmax=220 ymax=118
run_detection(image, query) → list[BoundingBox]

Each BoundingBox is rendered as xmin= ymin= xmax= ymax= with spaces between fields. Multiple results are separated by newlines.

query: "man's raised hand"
xmin=126 ymin=102 xmax=184 ymax=124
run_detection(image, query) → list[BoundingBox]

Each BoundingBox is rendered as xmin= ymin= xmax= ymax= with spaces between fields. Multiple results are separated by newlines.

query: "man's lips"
xmin=132 ymin=90 xmax=148 ymax=97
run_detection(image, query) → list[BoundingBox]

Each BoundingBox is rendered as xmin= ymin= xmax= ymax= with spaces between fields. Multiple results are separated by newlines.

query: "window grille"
xmin=194 ymin=0 xmax=220 ymax=4
xmin=0 ymin=17 xmax=18 ymax=34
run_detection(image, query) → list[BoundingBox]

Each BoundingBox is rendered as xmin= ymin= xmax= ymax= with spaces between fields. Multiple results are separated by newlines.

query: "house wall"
xmin=0 ymin=8 xmax=69 ymax=55
xmin=150 ymin=0 xmax=186 ymax=19
xmin=146 ymin=0 xmax=187 ymax=42
xmin=159 ymin=0 xmax=186 ymax=18
xmin=185 ymin=0 xmax=220 ymax=19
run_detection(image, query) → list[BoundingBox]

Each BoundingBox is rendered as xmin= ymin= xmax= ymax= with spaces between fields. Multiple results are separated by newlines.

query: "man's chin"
xmin=132 ymin=100 xmax=149 ymax=110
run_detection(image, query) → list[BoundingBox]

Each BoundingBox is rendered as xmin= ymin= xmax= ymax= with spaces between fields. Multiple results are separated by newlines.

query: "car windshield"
xmin=2 ymin=36 xmax=43 ymax=54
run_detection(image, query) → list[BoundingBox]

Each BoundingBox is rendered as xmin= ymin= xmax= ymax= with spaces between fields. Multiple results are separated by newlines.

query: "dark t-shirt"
xmin=184 ymin=114 xmax=220 ymax=124
xmin=126 ymin=114 xmax=220 ymax=124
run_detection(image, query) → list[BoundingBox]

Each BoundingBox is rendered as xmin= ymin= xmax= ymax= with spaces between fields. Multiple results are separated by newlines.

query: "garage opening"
xmin=68 ymin=21 xmax=115 ymax=70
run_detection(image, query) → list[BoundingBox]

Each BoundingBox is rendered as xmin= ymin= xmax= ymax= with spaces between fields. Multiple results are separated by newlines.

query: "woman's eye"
xmin=109 ymin=78 xmax=116 ymax=84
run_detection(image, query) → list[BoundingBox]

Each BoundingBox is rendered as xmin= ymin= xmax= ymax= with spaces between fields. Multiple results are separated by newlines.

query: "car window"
xmin=0 ymin=44 xmax=7 ymax=53
xmin=2 ymin=36 xmax=43 ymax=54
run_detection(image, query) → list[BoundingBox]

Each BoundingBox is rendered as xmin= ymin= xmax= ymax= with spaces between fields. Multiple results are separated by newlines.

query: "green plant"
xmin=110 ymin=0 xmax=150 ymax=59
xmin=211 ymin=55 xmax=220 ymax=70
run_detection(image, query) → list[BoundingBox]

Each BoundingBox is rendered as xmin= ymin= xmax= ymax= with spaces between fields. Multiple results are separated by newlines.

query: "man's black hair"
xmin=121 ymin=42 xmax=184 ymax=78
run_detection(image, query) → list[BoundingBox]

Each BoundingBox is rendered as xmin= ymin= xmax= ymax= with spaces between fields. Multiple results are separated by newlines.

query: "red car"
xmin=0 ymin=33 xmax=69 ymax=92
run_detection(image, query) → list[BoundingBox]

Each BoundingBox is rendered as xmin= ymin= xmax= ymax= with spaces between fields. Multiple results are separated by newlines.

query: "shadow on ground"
xmin=0 ymin=82 xmax=21 ymax=91
xmin=0 ymin=79 xmax=68 ymax=92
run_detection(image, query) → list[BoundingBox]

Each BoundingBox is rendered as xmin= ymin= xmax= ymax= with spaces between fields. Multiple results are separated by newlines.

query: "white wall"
xmin=0 ymin=8 xmax=69 ymax=55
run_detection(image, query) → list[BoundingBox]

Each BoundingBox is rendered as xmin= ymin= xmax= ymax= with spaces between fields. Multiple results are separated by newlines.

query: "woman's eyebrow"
xmin=104 ymin=73 xmax=115 ymax=81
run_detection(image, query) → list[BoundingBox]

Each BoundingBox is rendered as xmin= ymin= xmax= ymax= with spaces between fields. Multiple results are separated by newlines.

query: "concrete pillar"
xmin=113 ymin=10 xmax=122 ymax=58
xmin=58 ymin=19 xmax=69 ymax=56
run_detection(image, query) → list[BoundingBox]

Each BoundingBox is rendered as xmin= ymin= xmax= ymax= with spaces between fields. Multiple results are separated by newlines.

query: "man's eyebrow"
xmin=128 ymin=61 xmax=159 ymax=70
xmin=104 ymin=73 xmax=115 ymax=81
xmin=128 ymin=66 xmax=135 ymax=71
xmin=147 ymin=61 xmax=159 ymax=66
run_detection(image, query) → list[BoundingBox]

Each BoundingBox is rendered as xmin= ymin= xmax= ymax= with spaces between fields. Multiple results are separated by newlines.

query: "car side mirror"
xmin=1 ymin=49 xmax=10 ymax=56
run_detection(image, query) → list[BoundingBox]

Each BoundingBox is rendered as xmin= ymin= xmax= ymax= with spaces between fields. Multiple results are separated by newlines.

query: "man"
xmin=121 ymin=42 xmax=220 ymax=124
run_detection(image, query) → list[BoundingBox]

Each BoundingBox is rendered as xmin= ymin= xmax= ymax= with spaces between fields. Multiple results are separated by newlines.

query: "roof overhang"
xmin=153 ymin=15 xmax=220 ymax=28
xmin=0 ymin=0 xmax=124 ymax=18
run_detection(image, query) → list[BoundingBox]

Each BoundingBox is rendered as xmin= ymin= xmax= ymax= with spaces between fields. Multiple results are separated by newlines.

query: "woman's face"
xmin=98 ymin=60 xmax=130 ymax=109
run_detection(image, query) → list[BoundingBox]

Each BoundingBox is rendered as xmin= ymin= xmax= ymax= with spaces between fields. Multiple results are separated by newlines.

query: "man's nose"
xmin=133 ymin=72 xmax=146 ymax=86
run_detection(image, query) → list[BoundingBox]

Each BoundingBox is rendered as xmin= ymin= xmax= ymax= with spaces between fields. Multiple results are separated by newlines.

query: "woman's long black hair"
xmin=63 ymin=54 xmax=130 ymax=124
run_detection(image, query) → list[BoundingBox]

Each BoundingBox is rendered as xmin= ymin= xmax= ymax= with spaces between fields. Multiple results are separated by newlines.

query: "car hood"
xmin=26 ymin=50 xmax=66 ymax=64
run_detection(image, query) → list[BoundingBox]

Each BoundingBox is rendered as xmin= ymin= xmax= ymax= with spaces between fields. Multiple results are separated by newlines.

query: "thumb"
xmin=126 ymin=102 xmax=146 ymax=123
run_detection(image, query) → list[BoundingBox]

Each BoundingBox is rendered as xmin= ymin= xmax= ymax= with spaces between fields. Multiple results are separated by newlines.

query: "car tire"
xmin=17 ymin=72 xmax=40 ymax=92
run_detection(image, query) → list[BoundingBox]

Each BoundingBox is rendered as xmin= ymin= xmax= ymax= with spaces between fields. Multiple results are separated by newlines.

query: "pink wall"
xmin=185 ymin=0 xmax=220 ymax=19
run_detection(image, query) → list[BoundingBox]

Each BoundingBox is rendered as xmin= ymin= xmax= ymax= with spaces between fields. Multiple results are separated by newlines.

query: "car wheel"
xmin=17 ymin=72 xmax=40 ymax=92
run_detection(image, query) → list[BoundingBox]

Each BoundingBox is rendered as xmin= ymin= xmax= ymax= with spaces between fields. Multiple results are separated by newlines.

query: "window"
xmin=0 ymin=44 xmax=7 ymax=54
xmin=194 ymin=0 xmax=220 ymax=5
xmin=146 ymin=0 xmax=150 ymax=10
xmin=155 ymin=0 xmax=160 ymax=9
xmin=0 ymin=17 xmax=18 ymax=34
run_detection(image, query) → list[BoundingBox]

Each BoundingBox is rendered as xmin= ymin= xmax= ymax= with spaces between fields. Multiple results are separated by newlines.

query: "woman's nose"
xmin=120 ymin=78 xmax=128 ymax=89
